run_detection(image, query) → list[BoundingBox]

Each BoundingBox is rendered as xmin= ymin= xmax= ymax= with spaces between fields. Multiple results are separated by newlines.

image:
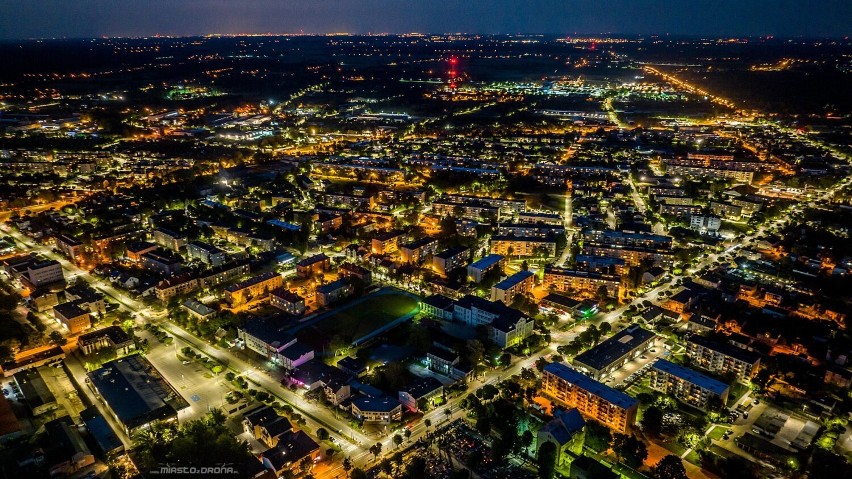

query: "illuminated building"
xmin=542 ymin=362 xmax=637 ymax=434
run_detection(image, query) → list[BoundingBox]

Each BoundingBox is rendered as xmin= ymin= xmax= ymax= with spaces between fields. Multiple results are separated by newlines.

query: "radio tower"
xmin=448 ymin=56 xmax=458 ymax=89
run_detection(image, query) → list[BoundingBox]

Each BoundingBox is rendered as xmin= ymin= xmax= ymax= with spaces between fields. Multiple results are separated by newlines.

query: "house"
xmin=399 ymin=376 xmax=444 ymax=412
xmin=77 ymin=326 xmax=134 ymax=356
xmin=336 ymin=357 xmax=368 ymax=377
xmin=537 ymin=408 xmax=585 ymax=467
xmin=54 ymin=234 xmax=84 ymax=263
xmin=243 ymin=406 xmax=293 ymax=448
xmin=338 ymin=262 xmax=372 ymax=285
xmin=43 ymin=417 xmax=96 ymax=476
xmin=182 ymin=299 xmax=217 ymax=321
xmin=259 ymin=430 xmax=321 ymax=477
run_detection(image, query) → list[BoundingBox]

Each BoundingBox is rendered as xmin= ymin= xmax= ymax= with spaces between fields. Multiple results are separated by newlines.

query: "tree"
xmin=342 ymin=457 xmax=352 ymax=476
xmin=584 ymin=420 xmax=612 ymax=453
xmin=424 ymin=418 xmax=432 ymax=430
xmin=404 ymin=428 xmax=412 ymax=442
xmin=48 ymin=331 xmax=67 ymax=346
xmin=350 ymin=468 xmax=368 ymax=479
xmin=476 ymin=416 xmax=492 ymax=436
xmin=612 ymin=433 xmax=648 ymax=469
xmin=652 ymin=455 xmax=688 ymax=479
xmin=536 ymin=441 xmax=556 ymax=479
xmin=316 ymin=428 xmax=329 ymax=441
xmin=370 ymin=442 xmax=383 ymax=459
xmin=641 ymin=406 xmax=664 ymax=437
xmin=393 ymin=434 xmax=403 ymax=448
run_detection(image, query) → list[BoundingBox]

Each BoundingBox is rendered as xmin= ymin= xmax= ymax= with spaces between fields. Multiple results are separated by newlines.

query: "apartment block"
xmin=542 ymin=362 xmax=638 ymax=434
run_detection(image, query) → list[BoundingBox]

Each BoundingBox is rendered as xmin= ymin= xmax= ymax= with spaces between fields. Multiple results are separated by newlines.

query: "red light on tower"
xmin=449 ymin=56 xmax=458 ymax=65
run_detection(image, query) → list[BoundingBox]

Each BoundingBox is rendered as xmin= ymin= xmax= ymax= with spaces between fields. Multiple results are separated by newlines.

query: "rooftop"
xmin=468 ymin=254 xmax=504 ymax=270
xmin=573 ymin=325 xmax=655 ymax=371
xmin=543 ymin=362 xmax=638 ymax=410
xmin=651 ymin=359 xmax=730 ymax=396
xmin=493 ymin=270 xmax=534 ymax=291
xmin=87 ymin=355 xmax=181 ymax=430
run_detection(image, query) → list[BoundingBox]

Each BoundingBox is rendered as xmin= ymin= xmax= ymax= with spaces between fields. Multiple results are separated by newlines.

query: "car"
xmin=743 ymin=412 xmax=749 ymax=419
xmin=182 ymin=360 xmax=191 ymax=365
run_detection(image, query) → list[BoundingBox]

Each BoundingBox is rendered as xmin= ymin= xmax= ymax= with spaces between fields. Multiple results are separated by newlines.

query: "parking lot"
xmin=605 ymin=338 xmax=669 ymax=388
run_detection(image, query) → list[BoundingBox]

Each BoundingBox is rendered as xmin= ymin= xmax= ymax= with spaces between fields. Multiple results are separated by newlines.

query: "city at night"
xmin=0 ymin=2 xmax=850 ymax=479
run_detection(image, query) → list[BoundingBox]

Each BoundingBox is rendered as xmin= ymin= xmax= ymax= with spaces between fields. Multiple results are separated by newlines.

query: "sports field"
xmin=312 ymin=292 xmax=420 ymax=342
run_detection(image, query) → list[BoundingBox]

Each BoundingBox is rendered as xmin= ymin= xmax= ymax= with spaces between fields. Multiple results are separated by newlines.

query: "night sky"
xmin=0 ymin=0 xmax=848 ymax=39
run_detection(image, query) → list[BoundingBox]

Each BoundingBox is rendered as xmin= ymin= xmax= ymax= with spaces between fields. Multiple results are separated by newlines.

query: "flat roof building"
xmin=649 ymin=359 xmax=730 ymax=410
xmin=86 ymin=356 xmax=183 ymax=434
xmin=491 ymin=270 xmax=535 ymax=304
xmin=542 ymin=362 xmax=637 ymax=434
xmin=573 ymin=325 xmax=655 ymax=380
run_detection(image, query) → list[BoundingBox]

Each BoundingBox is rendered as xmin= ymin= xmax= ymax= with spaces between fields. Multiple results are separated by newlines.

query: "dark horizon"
xmin=0 ymin=0 xmax=849 ymax=40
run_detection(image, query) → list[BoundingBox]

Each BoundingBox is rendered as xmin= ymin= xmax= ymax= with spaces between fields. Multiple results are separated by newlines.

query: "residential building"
xmin=43 ymin=417 xmax=96 ymax=476
xmin=65 ymin=283 xmax=106 ymax=315
xmin=467 ymin=254 xmax=505 ymax=283
xmin=371 ymin=229 xmax=405 ymax=255
xmin=54 ymin=234 xmax=84 ymax=263
xmin=140 ymin=249 xmax=183 ymax=276
xmin=497 ymin=223 xmax=565 ymax=238
xmin=573 ymin=325 xmax=655 ymax=380
xmin=258 ymin=431 xmax=321 ymax=477
xmin=153 ymin=259 xmax=250 ymax=301
xmin=243 ymin=406 xmax=293 ymax=448
xmin=338 ymin=262 xmax=372 ymax=285
xmin=151 ymin=227 xmax=187 ymax=251
xmin=491 ymin=270 xmax=535 ymax=303
xmin=542 ymin=362 xmax=638 ymax=434
xmin=316 ymin=279 xmax=353 ymax=307
xmin=350 ymin=396 xmax=402 ymax=423
xmin=517 ymin=211 xmax=563 ymax=225
xmin=53 ymin=302 xmax=91 ymax=334
xmin=78 ymin=326 xmax=134 ymax=356
xmin=582 ymin=244 xmax=675 ymax=268
xmin=270 ymin=289 xmax=306 ymax=316
xmin=296 ymin=253 xmax=330 ymax=279
xmin=225 ymin=272 xmax=284 ymax=307
xmin=490 ymin=235 xmax=556 ymax=258
xmin=125 ymin=241 xmax=158 ymax=262
xmin=432 ymin=246 xmax=470 ymax=276
xmin=648 ymin=359 xmax=730 ymax=410
xmin=543 ymin=267 xmax=620 ymax=298
xmin=690 ymin=216 xmax=722 ymax=234
xmin=400 ymin=236 xmax=439 ymax=264
xmin=686 ymin=335 xmax=761 ymax=380
xmin=182 ymin=299 xmax=217 ymax=320
xmin=186 ymin=241 xmax=228 ymax=266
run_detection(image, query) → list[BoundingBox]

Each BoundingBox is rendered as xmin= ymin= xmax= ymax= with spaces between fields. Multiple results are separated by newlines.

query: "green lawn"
xmin=708 ymin=426 xmax=728 ymax=441
xmin=313 ymin=293 xmax=419 ymax=342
